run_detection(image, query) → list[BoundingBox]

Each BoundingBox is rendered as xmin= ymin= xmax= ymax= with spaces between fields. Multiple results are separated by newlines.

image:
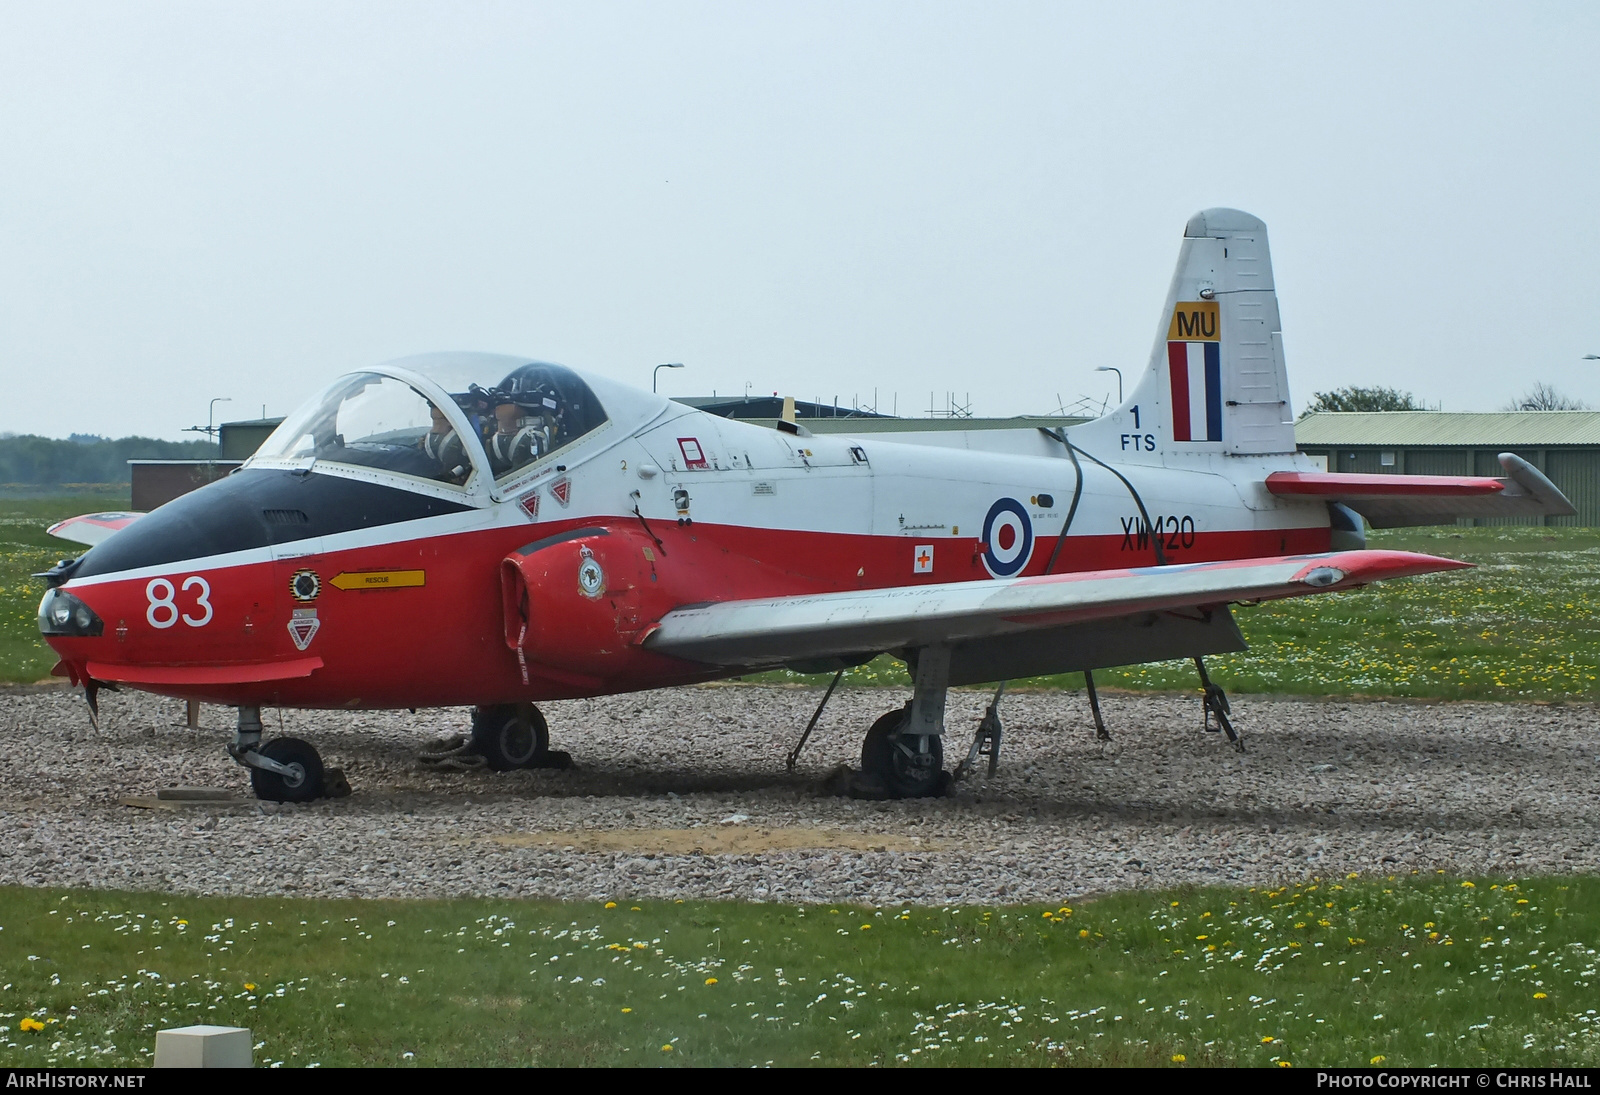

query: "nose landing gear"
xmin=229 ymin=706 xmax=326 ymax=803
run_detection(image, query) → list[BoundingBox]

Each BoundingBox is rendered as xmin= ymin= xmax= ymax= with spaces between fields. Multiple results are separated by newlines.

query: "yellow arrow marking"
xmin=329 ymin=570 xmax=425 ymax=591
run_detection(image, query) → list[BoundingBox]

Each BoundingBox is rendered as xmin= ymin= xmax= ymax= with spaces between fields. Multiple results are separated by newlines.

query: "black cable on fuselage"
xmin=1038 ymin=427 xmax=1168 ymax=567
xmin=1042 ymin=431 xmax=1084 ymax=575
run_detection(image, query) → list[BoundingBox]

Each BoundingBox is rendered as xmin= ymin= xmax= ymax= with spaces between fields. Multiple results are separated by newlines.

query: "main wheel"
xmin=249 ymin=736 xmax=325 ymax=803
xmin=860 ymin=706 xmax=945 ymax=798
xmin=471 ymin=703 xmax=551 ymax=771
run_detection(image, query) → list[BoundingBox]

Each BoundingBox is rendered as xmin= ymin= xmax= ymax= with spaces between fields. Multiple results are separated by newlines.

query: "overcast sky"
xmin=2 ymin=1 xmax=1597 ymax=440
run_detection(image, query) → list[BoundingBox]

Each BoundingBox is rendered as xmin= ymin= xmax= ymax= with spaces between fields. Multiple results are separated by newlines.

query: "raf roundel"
xmin=980 ymin=498 xmax=1034 ymax=578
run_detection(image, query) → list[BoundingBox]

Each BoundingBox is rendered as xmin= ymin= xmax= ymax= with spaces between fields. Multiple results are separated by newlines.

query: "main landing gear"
xmin=858 ymin=644 xmax=952 ymax=799
xmin=470 ymin=703 xmax=571 ymax=770
xmin=229 ymin=706 xmax=326 ymax=803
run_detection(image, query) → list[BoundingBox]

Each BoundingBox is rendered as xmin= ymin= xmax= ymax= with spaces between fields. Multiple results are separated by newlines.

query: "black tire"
xmin=249 ymin=737 xmax=325 ymax=803
xmin=471 ymin=703 xmax=551 ymax=771
xmin=860 ymin=706 xmax=945 ymax=798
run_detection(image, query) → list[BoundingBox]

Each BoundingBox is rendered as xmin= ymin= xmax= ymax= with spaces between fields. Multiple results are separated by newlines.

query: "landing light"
xmin=1300 ymin=567 xmax=1345 ymax=588
xmin=38 ymin=588 xmax=103 ymax=637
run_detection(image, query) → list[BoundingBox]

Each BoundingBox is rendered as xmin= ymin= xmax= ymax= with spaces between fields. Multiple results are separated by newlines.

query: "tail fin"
xmin=1077 ymin=208 xmax=1296 ymax=459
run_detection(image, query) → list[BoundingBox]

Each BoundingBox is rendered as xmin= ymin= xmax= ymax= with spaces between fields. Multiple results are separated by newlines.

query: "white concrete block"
xmin=153 ymin=1025 xmax=253 ymax=1068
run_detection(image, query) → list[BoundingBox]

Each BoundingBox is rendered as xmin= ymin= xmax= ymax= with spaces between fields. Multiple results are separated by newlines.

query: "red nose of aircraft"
xmin=37 ymin=458 xmax=475 ymax=705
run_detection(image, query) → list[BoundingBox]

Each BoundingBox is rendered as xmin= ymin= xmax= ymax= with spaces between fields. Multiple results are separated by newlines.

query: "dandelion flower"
xmin=705 ymin=977 xmax=718 ymax=986
xmin=661 ymin=1044 xmax=674 ymax=1052
xmin=1171 ymin=1054 xmax=1186 ymax=1063
xmin=1371 ymin=1056 xmax=1386 ymax=1065
xmin=1279 ymin=1061 xmax=1292 ymax=1068
xmin=1079 ymin=929 xmax=1089 ymax=939
xmin=1042 ymin=911 xmax=1053 ymax=918
xmin=1461 ymin=881 xmax=1475 ymax=888
xmin=604 ymin=902 xmax=617 ymax=909
xmin=1262 ymin=1036 xmax=1275 ymax=1044
xmin=631 ymin=907 xmax=641 ymax=912
xmin=19 ymin=1018 xmax=44 ymax=1033
xmin=1534 ymin=993 xmax=1547 ymax=999
xmin=244 ymin=983 xmax=257 ymax=992
xmin=622 ymin=1008 xmax=632 ymax=1014
xmin=861 ymin=924 xmax=871 ymax=931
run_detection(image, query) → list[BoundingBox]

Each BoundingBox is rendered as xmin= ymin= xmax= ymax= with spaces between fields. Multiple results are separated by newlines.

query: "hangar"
xmin=1293 ymin=411 xmax=1600 ymax=526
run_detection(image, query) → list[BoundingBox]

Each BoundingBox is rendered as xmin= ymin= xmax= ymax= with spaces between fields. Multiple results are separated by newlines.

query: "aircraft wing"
xmin=644 ymin=548 xmax=1467 ymax=668
xmin=45 ymin=512 xmax=146 ymax=547
xmin=1265 ymin=453 xmax=1573 ymax=528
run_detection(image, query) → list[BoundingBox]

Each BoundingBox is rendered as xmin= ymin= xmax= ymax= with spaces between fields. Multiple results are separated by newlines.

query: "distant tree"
xmin=0 ymin=434 xmax=217 ymax=485
xmin=1300 ymin=386 xmax=1424 ymax=416
xmin=1502 ymin=382 xmax=1588 ymax=412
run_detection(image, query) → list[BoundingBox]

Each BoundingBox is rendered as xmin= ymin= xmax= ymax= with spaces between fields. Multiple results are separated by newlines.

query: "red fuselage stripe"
xmin=49 ymin=520 xmax=1330 ymax=709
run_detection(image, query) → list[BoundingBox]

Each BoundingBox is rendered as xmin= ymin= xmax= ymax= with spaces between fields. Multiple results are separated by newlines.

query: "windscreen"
xmin=255 ymin=373 xmax=479 ymax=486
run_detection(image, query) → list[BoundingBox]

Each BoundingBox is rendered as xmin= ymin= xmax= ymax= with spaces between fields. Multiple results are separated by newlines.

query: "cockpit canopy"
xmin=254 ymin=360 xmax=611 ymax=492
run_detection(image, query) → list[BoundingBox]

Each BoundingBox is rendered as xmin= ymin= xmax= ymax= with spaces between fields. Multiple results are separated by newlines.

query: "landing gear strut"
xmin=858 ymin=644 xmax=950 ymax=798
xmin=228 ymin=706 xmax=326 ymax=802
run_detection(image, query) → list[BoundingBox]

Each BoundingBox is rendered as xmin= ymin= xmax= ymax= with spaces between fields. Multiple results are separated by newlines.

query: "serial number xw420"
xmin=1120 ymin=515 xmax=1196 ymax=551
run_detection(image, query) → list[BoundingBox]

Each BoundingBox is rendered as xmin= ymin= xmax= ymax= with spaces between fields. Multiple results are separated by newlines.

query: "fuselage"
xmin=41 ymin=355 xmax=1332 ymax=710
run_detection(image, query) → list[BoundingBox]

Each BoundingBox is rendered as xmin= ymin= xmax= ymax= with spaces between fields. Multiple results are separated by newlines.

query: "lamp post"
xmin=184 ymin=397 xmax=232 ymax=444
xmin=1095 ymin=366 xmax=1123 ymax=404
xmin=207 ymin=397 xmax=231 ymax=441
xmin=653 ymin=362 xmax=684 ymax=393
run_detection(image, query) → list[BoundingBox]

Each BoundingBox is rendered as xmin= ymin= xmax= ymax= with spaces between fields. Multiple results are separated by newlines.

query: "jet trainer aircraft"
xmin=38 ymin=209 xmax=1574 ymax=801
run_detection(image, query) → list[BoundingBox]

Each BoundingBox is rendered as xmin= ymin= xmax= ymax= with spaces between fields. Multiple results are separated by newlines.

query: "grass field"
xmin=4 ymin=495 xmax=1600 ymax=699
xmin=0 ymin=491 xmax=130 ymax=684
xmin=1 ymin=875 xmax=1595 ymax=1068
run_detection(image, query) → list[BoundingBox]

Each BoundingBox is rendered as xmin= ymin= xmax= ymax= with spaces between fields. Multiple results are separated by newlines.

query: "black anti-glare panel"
xmin=73 ymin=470 xmax=474 ymax=579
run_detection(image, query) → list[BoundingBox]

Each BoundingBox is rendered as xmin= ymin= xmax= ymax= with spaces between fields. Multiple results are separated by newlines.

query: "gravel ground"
xmin=1 ymin=682 xmax=1596 ymax=906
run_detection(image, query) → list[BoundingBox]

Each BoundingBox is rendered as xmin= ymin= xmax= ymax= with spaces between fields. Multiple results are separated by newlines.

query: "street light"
xmin=183 ymin=397 xmax=232 ymax=443
xmin=1095 ymin=366 xmax=1123 ymax=403
xmin=653 ymin=362 xmax=685 ymax=393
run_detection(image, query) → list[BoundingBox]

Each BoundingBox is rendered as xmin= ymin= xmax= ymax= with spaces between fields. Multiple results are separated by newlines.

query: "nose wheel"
xmin=248 ymin=737 xmax=325 ymax=803
xmin=228 ymin=707 xmax=328 ymax=802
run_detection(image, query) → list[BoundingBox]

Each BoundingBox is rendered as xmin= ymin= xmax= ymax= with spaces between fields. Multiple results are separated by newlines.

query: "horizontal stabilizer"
xmin=46 ymin=512 xmax=145 ymax=547
xmin=1265 ymin=454 xmax=1575 ymax=528
xmin=646 ymin=549 xmax=1469 ymax=669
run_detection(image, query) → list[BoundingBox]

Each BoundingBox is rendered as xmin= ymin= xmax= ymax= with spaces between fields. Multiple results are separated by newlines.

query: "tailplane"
xmin=1074 ymin=208 xmax=1296 ymax=459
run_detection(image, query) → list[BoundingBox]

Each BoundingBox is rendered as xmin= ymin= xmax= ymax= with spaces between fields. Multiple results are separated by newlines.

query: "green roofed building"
xmin=1294 ymin=411 xmax=1600 ymax=527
